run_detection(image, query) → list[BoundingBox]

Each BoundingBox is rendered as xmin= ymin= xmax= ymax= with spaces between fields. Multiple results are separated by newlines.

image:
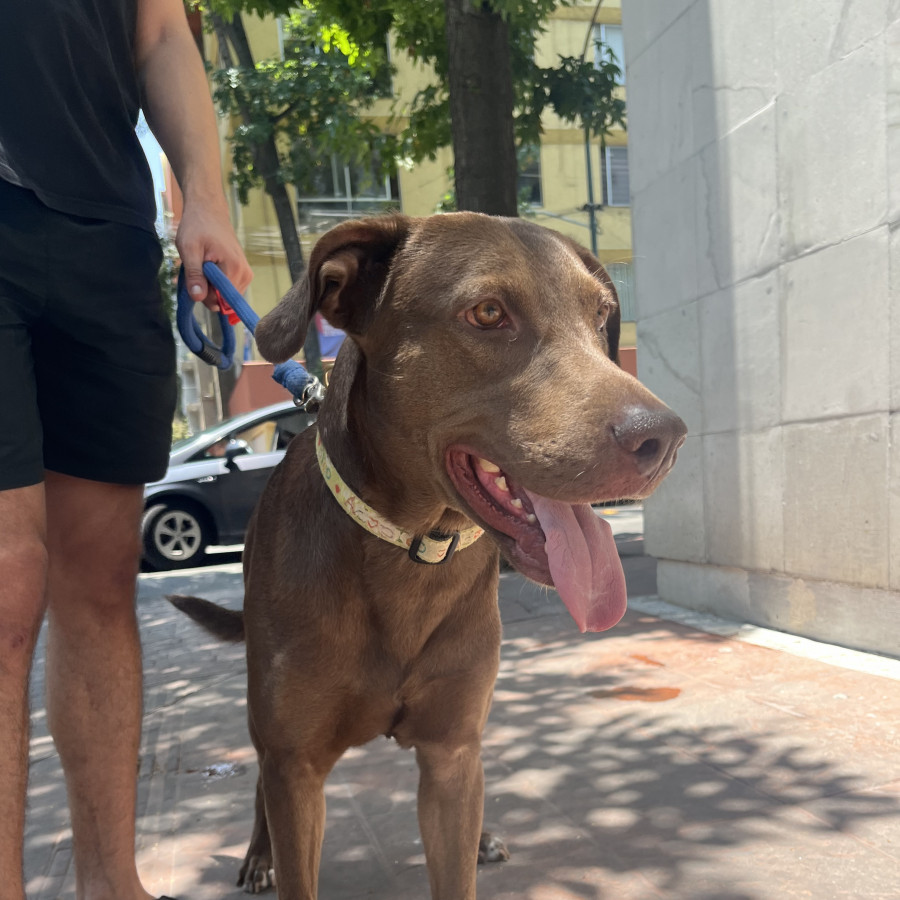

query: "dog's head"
xmin=256 ymin=213 xmax=686 ymax=633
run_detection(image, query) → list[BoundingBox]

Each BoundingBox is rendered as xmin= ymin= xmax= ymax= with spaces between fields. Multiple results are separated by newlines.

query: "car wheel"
xmin=142 ymin=502 xmax=211 ymax=570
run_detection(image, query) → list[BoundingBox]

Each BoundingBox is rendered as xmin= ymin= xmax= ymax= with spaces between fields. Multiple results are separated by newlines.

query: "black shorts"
xmin=0 ymin=179 xmax=177 ymax=490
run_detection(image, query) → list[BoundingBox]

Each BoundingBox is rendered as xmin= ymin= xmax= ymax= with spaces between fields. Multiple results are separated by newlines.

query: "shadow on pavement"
xmin=25 ymin=560 xmax=900 ymax=899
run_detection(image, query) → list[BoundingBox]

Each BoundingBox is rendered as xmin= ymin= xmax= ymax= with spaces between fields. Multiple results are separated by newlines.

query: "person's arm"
xmin=134 ymin=0 xmax=252 ymax=305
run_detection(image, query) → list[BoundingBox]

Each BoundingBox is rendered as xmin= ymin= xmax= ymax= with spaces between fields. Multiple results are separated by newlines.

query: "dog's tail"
xmin=166 ymin=594 xmax=245 ymax=643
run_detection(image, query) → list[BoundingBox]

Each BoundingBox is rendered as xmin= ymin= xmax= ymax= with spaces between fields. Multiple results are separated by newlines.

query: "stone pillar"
xmin=622 ymin=0 xmax=899 ymax=656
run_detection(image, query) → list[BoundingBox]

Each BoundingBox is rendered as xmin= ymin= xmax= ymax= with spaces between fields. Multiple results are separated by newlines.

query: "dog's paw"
xmin=478 ymin=831 xmax=510 ymax=864
xmin=237 ymin=854 xmax=276 ymax=894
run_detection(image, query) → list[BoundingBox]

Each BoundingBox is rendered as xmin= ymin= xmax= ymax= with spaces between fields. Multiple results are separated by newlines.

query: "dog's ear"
xmin=561 ymin=240 xmax=622 ymax=365
xmin=255 ymin=215 xmax=413 ymax=363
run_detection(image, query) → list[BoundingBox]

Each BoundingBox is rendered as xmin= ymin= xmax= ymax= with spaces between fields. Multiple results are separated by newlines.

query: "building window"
xmin=296 ymin=154 xmax=400 ymax=231
xmin=594 ymin=23 xmax=625 ymax=84
xmin=517 ymin=144 xmax=542 ymax=207
xmin=601 ymin=145 xmax=630 ymax=207
xmin=605 ymin=261 xmax=636 ymax=322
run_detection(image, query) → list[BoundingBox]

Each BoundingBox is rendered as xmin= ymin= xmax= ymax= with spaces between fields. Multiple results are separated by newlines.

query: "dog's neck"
xmin=315 ymin=429 xmax=483 ymax=564
xmin=319 ymin=343 xmax=476 ymax=539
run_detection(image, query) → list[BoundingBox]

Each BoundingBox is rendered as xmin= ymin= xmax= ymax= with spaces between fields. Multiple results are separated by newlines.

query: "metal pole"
xmin=582 ymin=0 xmax=603 ymax=256
xmin=584 ymin=124 xmax=598 ymax=255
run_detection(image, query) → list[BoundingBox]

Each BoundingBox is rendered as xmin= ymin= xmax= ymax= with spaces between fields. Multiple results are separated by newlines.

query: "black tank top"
xmin=0 ymin=0 xmax=156 ymax=232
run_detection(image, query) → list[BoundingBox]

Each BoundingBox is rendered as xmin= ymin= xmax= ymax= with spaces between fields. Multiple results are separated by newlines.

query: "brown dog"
xmin=170 ymin=212 xmax=686 ymax=898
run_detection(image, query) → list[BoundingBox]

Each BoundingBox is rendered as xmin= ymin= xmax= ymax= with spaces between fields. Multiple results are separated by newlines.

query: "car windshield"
xmin=171 ymin=421 xmax=231 ymax=454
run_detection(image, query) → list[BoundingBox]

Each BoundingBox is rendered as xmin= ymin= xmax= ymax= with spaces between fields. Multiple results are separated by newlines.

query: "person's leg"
xmin=0 ymin=178 xmax=53 ymax=898
xmin=0 ymin=178 xmax=175 ymax=899
xmin=0 ymin=483 xmax=48 ymax=899
xmin=43 ymin=471 xmax=155 ymax=900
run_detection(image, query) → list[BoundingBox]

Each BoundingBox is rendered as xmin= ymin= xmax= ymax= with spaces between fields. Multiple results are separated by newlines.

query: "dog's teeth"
xmin=510 ymin=498 xmax=523 ymax=510
xmin=495 ymin=476 xmax=509 ymax=492
xmin=526 ymin=513 xmax=537 ymax=524
xmin=478 ymin=458 xmax=501 ymax=474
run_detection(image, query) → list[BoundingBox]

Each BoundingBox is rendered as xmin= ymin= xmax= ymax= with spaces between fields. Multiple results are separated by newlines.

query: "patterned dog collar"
xmin=315 ymin=430 xmax=484 ymax=565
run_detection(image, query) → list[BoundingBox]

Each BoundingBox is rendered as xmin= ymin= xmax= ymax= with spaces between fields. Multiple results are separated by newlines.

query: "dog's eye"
xmin=597 ymin=306 xmax=610 ymax=332
xmin=467 ymin=300 xmax=506 ymax=329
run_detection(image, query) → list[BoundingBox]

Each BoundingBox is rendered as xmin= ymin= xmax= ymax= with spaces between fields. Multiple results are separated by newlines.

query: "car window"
xmin=274 ymin=410 xmax=316 ymax=449
xmin=183 ymin=407 xmax=317 ymax=463
xmin=233 ymin=419 xmax=277 ymax=453
xmin=195 ymin=411 xmax=314 ymax=461
xmin=202 ymin=438 xmax=232 ymax=460
xmin=198 ymin=420 xmax=276 ymax=459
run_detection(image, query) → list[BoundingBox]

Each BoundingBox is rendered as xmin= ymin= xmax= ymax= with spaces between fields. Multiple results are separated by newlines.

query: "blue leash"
xmin=176 ymin=262 xmax=325 ymax=411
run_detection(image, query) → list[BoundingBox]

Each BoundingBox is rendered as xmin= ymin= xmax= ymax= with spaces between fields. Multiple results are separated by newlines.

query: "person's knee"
xmin=0 ymin=620 xmax=39 ymax=676
xmin=50 ymin=529 xmax=142 ymax=614
xmin=81 ymin=528 xmax=142 ymax=585
xmin=0 ymin=536 xmax=49 ymax=672
xmin=100 ymin=532 xmax=143 ymax=605
xmin=44 ymin=477 xmax=143 ymax=604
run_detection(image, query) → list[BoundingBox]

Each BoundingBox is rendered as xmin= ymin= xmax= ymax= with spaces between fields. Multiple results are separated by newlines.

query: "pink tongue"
xmin=524 ymin=492 xmax=627 ymax=633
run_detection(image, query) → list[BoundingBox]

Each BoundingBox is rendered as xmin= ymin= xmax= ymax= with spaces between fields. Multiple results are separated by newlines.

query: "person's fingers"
xmin=176 ymin=211 xmax=252 ymax=304
xmin=199 ymin=250 xmax=251 ymax=310
xmin=220 ymin=252 xmax=253 ymax=294
xmin=176 ymin=232 xmax=213 ymax=306
xmin=200 ymin=291 xmax=221 ymax=312
xmin=183 ymin=256 xmax=210 ymax=302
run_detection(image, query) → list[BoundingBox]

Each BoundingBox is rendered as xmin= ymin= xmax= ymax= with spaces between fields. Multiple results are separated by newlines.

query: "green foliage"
xmin=201 ymin=0 xmax=297 ymax=18
xmin=157 ymin=233 xmax=179 ymax=321
xmin=435 ymin=172 xmax=456 ymax=212
xmin=206 ymin=4 xmax=398 ymax=203
xmin=536 ymin=46 xmax=626 ymax=139
xmin=305 ymin=0 xmax=624 ymax=159
xmin=196 ymin=0 xmax=624 ymax=203
xmin=171 ymin=416 xmax=192 ymax=444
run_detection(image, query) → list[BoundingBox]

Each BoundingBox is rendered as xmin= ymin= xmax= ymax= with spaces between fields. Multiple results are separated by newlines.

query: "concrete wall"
xmin=622 ymin=0 xmax=900 ymax=657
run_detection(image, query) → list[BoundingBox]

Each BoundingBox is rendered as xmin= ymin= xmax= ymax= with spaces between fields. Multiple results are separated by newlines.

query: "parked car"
xmin=142 ymin=401 xmax=316 ymax=570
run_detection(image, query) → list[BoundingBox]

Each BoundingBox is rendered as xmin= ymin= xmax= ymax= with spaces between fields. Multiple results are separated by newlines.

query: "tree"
xmin=202 ymin=0 xmax=624 ymax=216
xmin=199 ymin=0 xmax=393 ymax=375
xmin=194 ymin=0 xmax=625 ymax=323
xmin=308 ymin=0 xmax=625 ymax=215
xmin=443 ymin=0 xmax=517 ymax=214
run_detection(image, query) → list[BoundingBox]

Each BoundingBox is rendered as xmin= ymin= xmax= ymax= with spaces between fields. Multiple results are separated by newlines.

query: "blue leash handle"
xmin=176 ymin=261 xmax=325 ymax=410
xmin=176 ymin=263 xmax=239 ymax=370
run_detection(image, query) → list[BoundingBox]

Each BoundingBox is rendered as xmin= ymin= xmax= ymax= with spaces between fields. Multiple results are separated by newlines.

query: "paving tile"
xmin=22 ymin=549 xmax=900 ymax=900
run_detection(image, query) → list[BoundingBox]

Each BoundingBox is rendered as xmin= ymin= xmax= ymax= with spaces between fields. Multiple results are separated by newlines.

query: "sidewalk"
xmin=24 ymin=509 xmax=900 ymax=899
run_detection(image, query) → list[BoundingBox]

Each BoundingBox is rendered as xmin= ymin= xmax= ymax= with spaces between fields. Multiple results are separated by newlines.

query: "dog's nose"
xmin=612 ymin=406 xmax=687 ymax=477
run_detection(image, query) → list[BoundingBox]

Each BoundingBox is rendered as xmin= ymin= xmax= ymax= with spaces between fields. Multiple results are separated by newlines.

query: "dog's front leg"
xmin=260 ymin=750 xmax=330 ymax=900
xmin=415 ymin=740 xmax=485 ymax=900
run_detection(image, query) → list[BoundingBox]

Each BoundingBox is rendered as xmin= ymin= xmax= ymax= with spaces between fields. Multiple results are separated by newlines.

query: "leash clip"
xmin=408 ymin=531 xmax=461 ymax=565
xmin=295 ymin=378 xmax=326 ymax=413
xmin=178 ymin=262 xmax=325 ymax=409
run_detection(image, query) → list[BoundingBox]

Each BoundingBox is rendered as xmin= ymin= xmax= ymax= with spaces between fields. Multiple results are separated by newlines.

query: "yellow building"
xmin=208 ymin=0 xmax=635 ymax=352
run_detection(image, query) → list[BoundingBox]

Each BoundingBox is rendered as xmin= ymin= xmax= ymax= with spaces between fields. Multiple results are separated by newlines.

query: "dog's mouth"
xmin=445 ymin=449 xmax=626 ymax=633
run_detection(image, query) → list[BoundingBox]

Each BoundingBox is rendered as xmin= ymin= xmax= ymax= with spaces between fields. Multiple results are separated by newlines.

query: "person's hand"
xmin=175 ymin=197 xmax=253 ymax=311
